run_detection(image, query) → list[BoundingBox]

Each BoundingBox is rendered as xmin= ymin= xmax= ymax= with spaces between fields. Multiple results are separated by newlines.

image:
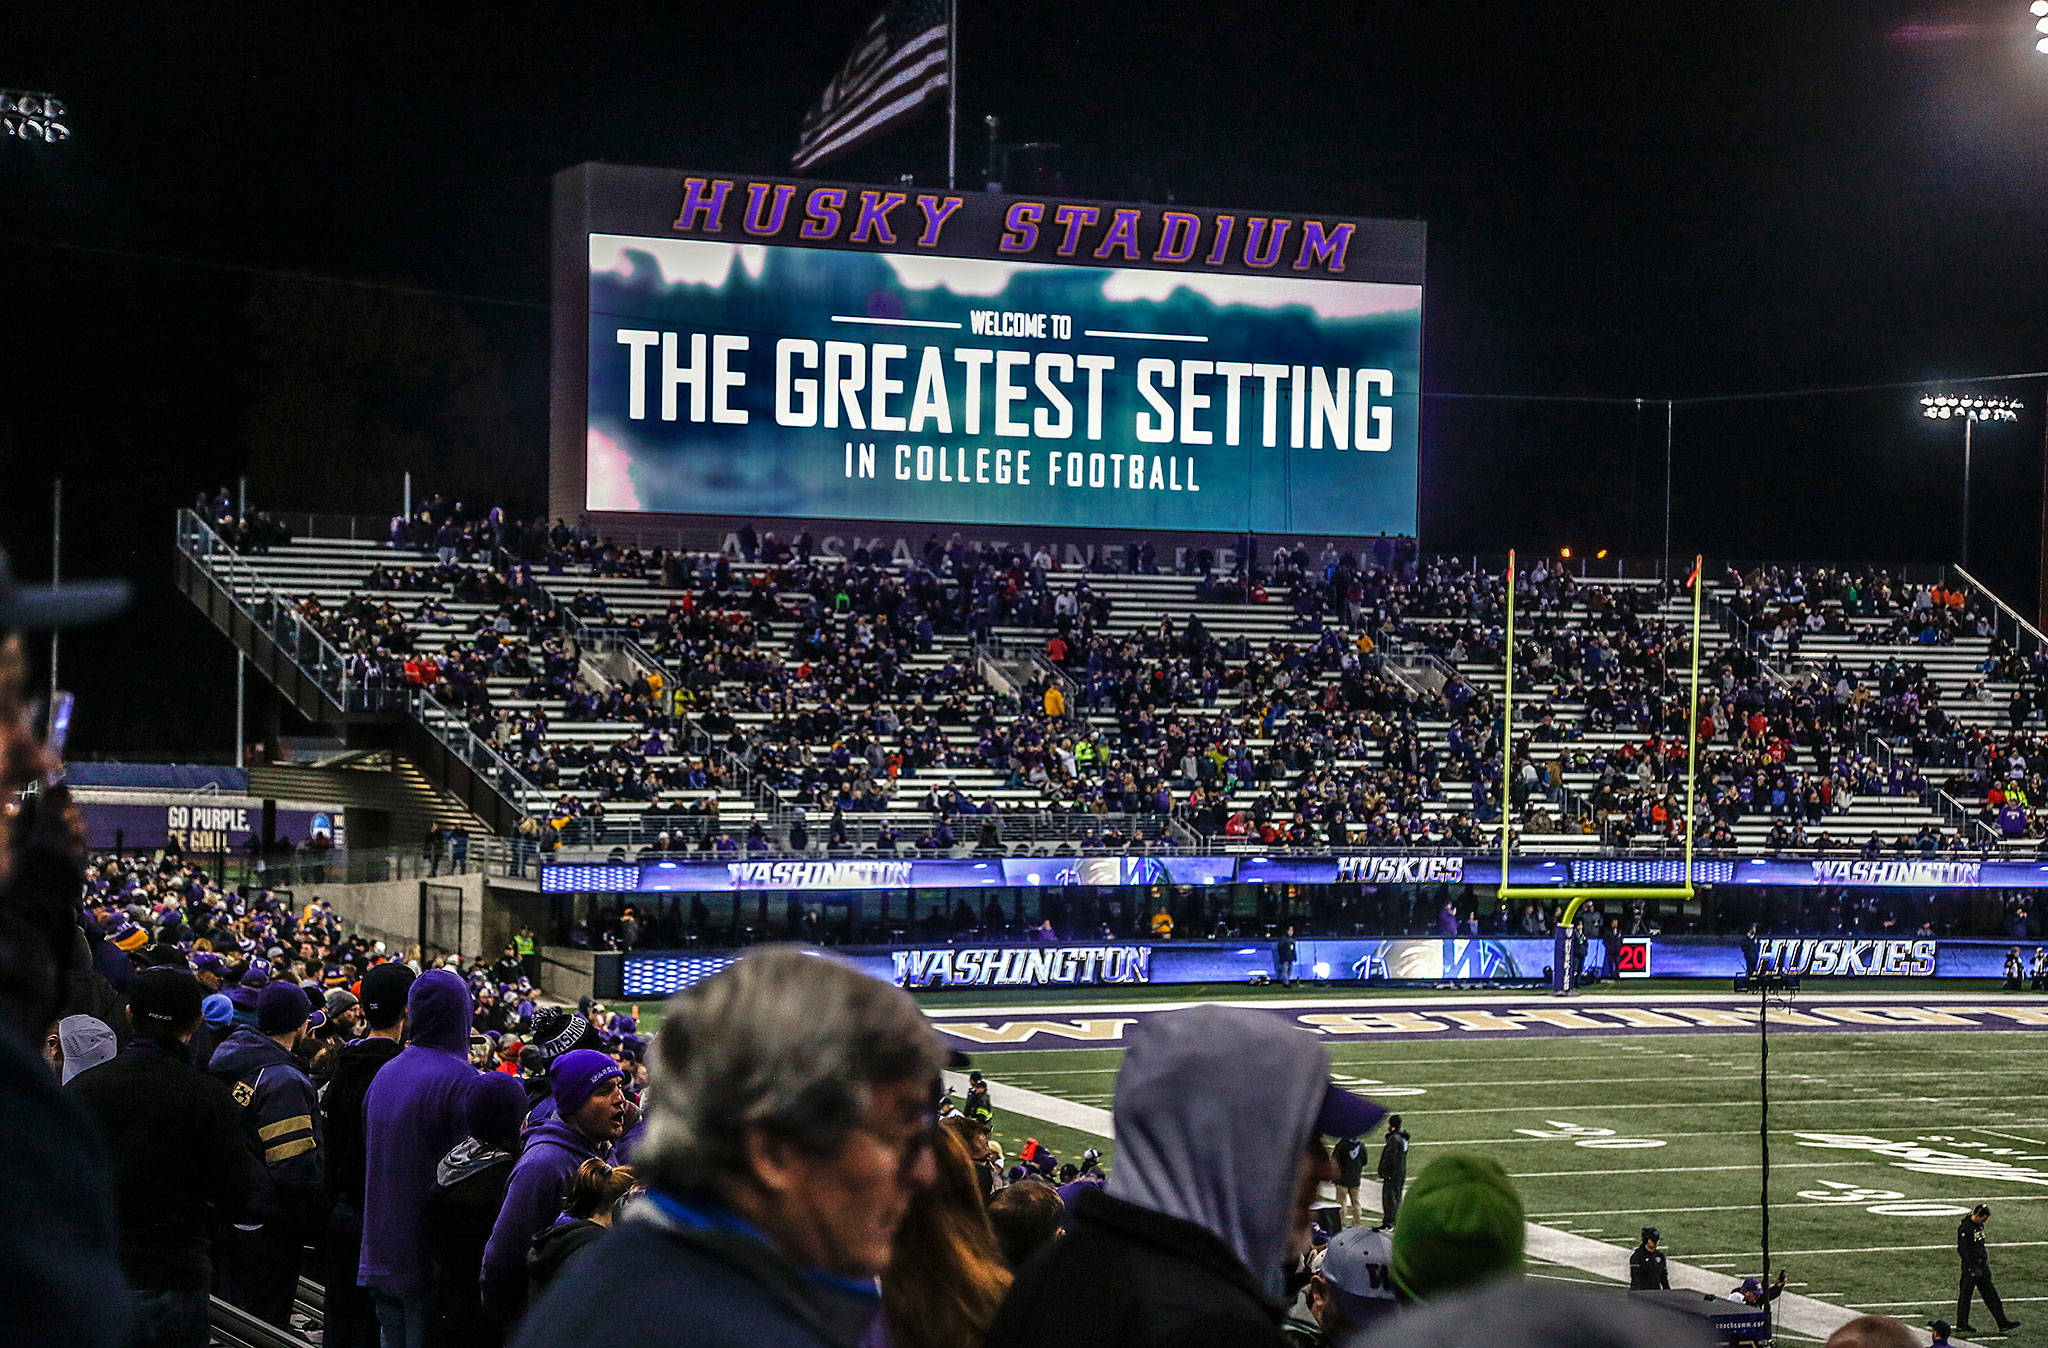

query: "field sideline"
xmin=931 ymin=988 xmax=2048 ymax=1346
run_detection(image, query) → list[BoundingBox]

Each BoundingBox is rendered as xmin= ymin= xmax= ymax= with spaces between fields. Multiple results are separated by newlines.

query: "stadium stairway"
xmin=247 ymin=754 xmax=489 ymax=855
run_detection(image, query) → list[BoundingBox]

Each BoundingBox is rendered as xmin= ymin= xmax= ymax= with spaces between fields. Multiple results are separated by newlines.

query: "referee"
xmin=1956 ymin=1204 xmax=2020 ymax=1336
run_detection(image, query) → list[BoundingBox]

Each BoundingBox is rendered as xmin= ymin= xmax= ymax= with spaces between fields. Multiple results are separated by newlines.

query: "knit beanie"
xmin=1388 ymin=1153 xmax=1526 ymax=1302
xmin=551 ymin=1047 xmax=625 ymax=1116
xmin=529 ymin=1008 xmax=600 ymax=1065
xmin=201 ymin=993 xmax=235 ymax=1029
xmin=467 ymin=1071 xmax=532 ymax=1147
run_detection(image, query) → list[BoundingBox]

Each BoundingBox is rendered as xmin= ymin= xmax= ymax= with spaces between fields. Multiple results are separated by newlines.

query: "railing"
xmin=177 ymin=510 xmax=379 ymax=714
xmin=411 ymin=685 xmax=546 ymax=813
xmin=1955 ymin=564 xmax=2046 ymax=666
xmin=546 ymin=807 xmax=1181 ymax=854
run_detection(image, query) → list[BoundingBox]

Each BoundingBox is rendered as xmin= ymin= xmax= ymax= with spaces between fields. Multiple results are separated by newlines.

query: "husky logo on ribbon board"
xmin=1350 ymin=938 xmax=1519 ymax=982
xmin=1750 ymin=938 xmax=1937 ymax=977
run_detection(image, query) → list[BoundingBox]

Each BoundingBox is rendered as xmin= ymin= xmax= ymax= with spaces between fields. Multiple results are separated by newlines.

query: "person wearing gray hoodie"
xmin=984 ymin=1005 xmax=1383 ymax=1348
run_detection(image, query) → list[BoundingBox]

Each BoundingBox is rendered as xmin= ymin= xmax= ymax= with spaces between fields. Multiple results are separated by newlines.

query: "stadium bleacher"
xmin=181 ymin=496 xmax=2048 ymax=863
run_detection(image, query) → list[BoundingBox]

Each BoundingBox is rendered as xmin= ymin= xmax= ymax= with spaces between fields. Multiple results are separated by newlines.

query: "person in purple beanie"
xmin=480 ymin=1048 xmax=627 ymax=1326
xmin=361 ymin=968 xmax=482 ymax=1348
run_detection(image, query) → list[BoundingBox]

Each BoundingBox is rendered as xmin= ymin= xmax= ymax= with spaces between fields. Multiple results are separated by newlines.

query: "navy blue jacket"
xmin=210 ymin=1027 xmax=324 ymax=1229
xmin=510 ymin=1203 xmax=880 ymax=1348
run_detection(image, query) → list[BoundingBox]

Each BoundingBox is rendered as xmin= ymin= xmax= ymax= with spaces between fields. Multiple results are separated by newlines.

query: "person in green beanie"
xmin=1387 ymin=1153 xmax=1526 ymax=1303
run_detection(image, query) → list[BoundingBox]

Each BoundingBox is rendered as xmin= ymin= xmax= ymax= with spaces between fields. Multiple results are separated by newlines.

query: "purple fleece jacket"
xmin=359 ymin=970 xmax=480 ymax=1292
xmin=479 ymin=1116 xmax=610 ymax=1323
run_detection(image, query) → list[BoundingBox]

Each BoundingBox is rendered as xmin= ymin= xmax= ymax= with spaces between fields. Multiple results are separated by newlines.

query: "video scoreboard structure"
xmin=551 ymin=163 xmax=1425 ymax=538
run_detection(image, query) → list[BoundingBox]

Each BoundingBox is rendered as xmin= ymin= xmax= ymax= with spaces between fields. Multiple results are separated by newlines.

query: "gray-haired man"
xmin=512 ymin=946 xmax=948 ymax=1348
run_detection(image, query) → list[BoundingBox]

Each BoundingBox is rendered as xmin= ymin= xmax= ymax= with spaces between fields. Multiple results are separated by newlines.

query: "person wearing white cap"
xmin=55 ymin=1014 xmax=117 ymax=1085
xmin=1285 ymin=1225 xmax=1399 ymax=1345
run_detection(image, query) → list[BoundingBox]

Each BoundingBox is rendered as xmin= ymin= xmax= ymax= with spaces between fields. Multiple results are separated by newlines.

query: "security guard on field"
xmin=1629 ymin=1227 xmax=1669 ymax=1290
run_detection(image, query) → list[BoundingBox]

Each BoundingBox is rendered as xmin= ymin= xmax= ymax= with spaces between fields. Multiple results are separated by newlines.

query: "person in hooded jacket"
xmin=323 ymin=963 xmax=416 ymax=1348
xmin=984 ymin=1005 xmax=1383 ymax=1348
xmin=524 ymin=1158 xmax=640 ymax=1303
xmin=362 ymin=969 xmax=485 ymax=1348
xmin=209 ymin=981 xmax=326 ymax=1328
xmin=481 ymin=1048 xmax=628 ymax=1324
xmin=70 ymin=967 xmax=252 ymax=1348
xmin=424 ymin=1073 xmax=530 ymax=1348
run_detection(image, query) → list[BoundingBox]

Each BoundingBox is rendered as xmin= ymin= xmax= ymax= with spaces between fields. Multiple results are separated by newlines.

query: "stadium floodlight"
xmin=1921 ymin=392 xmax=2024 ymax=566
xmin=0 ymin=89 xmax=69 ymax=143
xmin=2036 ymin=1 xmax=2048 ymax=16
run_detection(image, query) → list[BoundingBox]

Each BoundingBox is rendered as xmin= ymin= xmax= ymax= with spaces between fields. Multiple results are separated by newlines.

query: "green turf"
xmin=973 ymin=1029 xmax=2048 ymax=1337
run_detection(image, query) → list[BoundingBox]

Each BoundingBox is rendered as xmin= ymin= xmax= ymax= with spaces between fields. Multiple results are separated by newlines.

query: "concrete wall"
xmin=310 ymin=872 xmax=486 ymax=958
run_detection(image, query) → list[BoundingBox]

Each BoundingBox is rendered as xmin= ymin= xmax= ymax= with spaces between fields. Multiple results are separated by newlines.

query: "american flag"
xmin=793 ymin=0 xmax=950 ymax=173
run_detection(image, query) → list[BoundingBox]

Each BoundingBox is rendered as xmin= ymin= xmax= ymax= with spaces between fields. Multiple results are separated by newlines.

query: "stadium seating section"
xmin=201 ymin=498 xmax=2048 ymax=860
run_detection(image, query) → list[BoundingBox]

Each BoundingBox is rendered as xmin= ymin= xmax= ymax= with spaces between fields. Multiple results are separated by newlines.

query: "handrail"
xmin=1954 ymin=564 xmax=2048 ymax=648
xmin=177 ymin=510 xmax=361 ymax=713
xmin=411 ymin=685 xmax=545 ymax=810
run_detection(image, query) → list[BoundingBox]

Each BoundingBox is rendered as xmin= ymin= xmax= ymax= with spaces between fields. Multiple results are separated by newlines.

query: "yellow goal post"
xmin=1495 ymin=550 xmax=1707 ymax=991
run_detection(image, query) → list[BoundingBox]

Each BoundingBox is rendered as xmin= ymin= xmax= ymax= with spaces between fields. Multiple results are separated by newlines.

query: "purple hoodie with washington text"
xmin=360 ymin=970 xmax=481 ymax=1292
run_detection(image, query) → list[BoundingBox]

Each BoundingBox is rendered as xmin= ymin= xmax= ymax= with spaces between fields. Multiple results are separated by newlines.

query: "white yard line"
xmin=1968 ymin=1126 xmax=2048 ymax=1147
xmin=1001 ymin=1067 xmax=2046 ymax=1090
xmin=1688 ymin=1240 xmax=2048 ymax=1259
xmin=966 ymin=1064 xmax=1944 ymax=1347
xmin=1508 ymin=1162 xmax=1865 ymax=1179
xmin=1534 ymin=1194 xmax=2048 ymax=1218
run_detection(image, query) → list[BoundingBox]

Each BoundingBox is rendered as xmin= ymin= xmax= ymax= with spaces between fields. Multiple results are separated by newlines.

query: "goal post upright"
xmin=1495 ymin=551 xmax=1707 ymax=992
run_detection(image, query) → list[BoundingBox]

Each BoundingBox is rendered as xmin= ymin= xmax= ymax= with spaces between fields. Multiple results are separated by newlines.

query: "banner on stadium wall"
xmin=556 ymin=164 xmax=1425 ymax=536
xmin=77 ymin=797 xmax=345 ymax=855
xmin=543 ymin=853 xmax=2048 ymax=894
xmin=609 ymin=936 xmax=2031 ymax=997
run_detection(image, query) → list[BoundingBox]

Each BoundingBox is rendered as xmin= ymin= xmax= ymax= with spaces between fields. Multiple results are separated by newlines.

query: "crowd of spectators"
xmin=202 ymin=491 xmax=2048 ymax=856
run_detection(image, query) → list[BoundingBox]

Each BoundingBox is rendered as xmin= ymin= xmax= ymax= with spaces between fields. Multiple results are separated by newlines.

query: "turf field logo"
xmin=1336 ymin=856 xmax=1465 ymax=883
xmin=893 ymin=945 xmax=1153 ymax=988
xmin=1810 ymin=859 xmax=1983 ymax=886
xmin=1793 ymin=1133 xmax=2048 ymax=1188
xmin=1750 ymin=938 xmax=1937 ymax=977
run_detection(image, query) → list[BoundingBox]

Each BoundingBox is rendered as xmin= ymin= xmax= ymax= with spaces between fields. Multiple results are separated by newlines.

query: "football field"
xmin=925 ymin=989 xmax=2048 ymax=1344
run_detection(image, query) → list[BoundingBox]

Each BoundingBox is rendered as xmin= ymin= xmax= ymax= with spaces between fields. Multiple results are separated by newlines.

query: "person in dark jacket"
xmin=524 ymin=1158 xmax=640 ymax=1303
xmin=70 ymin=966 xmax=252 ymax=1348
xmin=1276 ymin=927 xmax=1298 ymax=987
xmin=510 ymin=947 xmax=949 ymax=1348
xmin=323 ymin=962 xmax=416 ymax=1348
xmin=0 ymin=705 xmax=135 ymax=1348
xmin=424 ymin=1073 xmax=530 ymax=1348
xmin=481 ymin=1048 xmax=627 ymax=1323
xmin=362 ymin=969 xmax=483 ymax=1348
xmin=1332 ymin=1135 xmax=1368 ymax=1228
xmin=1629 ymin=1227 xmax=1669 ymax=1290
xmin=1375 ymin=1115 xmax=1409 ymax=1230
xmin=1957 ymin=1205 xmax=2019 ymax=1335
xmin=986 ymin=1005 xmax=1383 ymax=1348
xmin=210 ymin=980 xmax=326 ymax=1327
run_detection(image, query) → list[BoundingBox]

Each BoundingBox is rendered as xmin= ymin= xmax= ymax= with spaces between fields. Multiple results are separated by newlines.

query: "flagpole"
xmin=946 ymin=0 xmax=958 ymax=189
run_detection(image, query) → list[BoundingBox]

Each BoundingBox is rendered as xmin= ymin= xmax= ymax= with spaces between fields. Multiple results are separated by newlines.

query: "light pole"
xmin=1921 ymin=393 xmax=2023 ymax=568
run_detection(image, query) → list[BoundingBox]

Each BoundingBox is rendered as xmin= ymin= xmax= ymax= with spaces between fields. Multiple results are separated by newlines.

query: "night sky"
xmin=6 ymin=0 xmax=2048 ymax=756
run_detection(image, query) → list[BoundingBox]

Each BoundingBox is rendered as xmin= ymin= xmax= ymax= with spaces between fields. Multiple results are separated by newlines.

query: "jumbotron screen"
xmin=552 ymin=164 xmax=1425 ymax=536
